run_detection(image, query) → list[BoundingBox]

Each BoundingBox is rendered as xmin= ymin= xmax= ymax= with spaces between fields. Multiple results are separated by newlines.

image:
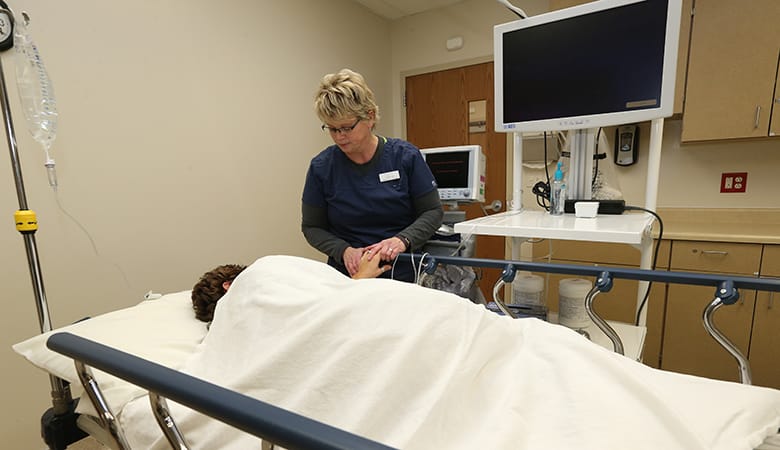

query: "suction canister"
xmin=510 ymin=273 xmax=546 ymax=320
xmin=558 ymin=278 xmax=592 ymax=330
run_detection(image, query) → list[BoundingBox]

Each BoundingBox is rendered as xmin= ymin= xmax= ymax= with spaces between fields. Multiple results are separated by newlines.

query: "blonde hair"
xmin=314 ymin=69 xmax=380 ymax=125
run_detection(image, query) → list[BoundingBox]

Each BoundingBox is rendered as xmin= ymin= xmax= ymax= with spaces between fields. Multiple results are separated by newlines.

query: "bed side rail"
xmin=403 ymin=254 xmax=780 ymax=292
xmin=46 ymin=332 xmax=396 ymax=450
xmin=403 ymin=254 xmax=780 ymax=384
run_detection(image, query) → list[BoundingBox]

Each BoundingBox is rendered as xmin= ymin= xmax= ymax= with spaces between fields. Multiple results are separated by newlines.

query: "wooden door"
xmin=406 ymin=63 xmax=507 ymax=300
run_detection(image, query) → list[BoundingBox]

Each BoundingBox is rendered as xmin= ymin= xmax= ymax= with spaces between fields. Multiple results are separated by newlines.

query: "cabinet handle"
xmin=700 ymin=250 xmax=729 ymax=256
xmin=754 ymin=105 xmax=761 ymax=129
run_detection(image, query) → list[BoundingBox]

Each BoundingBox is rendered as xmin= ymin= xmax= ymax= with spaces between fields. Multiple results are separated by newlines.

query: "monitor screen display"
xmin=420 ymin=145 xmax=485 ymax=203
xmin=494 ymin=0 xmax=681 ymax=132
xmin=425 ymin=151 xmax=469 ymax=189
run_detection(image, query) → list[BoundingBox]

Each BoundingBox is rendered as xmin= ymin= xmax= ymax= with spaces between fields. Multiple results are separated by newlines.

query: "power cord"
xmin=390 ymin=251 xmax=401 ymax=280
xmin=532 ymin=131 xmax=553 ymax=211
xmin=624 ymin=205 xmax=664 ymax=326
xmin=592 ymin=127 xmax=605 ymax=191
xmin=532 ymin=181 xmax=551 ymax=210
xmin=414 ymin=252 xmax=431 ymax=284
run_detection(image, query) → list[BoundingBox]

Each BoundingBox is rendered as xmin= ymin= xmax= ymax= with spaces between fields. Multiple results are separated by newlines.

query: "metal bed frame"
xmin=405 ymin=253 xmax=780 ymax=385
xmin=40 ymin=253 xmax=780 ymax=449
xmin=47 ymin=333 xmax=395 ymax=450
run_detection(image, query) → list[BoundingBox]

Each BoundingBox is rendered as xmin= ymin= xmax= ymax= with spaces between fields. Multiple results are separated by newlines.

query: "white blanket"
xmin=121 ymin=255 xmax=780 ymax=450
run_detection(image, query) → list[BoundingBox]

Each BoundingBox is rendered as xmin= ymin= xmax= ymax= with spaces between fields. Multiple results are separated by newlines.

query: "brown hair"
xmin=191 ymin=264 xmax=246 ymax=322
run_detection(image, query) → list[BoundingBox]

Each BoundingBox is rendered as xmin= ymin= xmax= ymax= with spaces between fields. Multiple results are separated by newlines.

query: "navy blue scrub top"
xmin=302 ymin=137 xmax=437 ymax=277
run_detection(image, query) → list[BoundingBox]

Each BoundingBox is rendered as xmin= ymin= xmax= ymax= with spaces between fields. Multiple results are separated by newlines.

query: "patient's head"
xmin=191 ymin=264 xmax=246 ymax=322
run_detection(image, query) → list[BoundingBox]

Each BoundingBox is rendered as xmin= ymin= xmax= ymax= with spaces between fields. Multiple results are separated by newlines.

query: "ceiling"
xmin=351 ymin=0 xmax=469 ymax=20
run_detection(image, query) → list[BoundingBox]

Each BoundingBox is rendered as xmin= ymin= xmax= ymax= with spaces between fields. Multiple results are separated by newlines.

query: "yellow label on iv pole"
xmin=14 ymin=209 xmax=38 ymax=232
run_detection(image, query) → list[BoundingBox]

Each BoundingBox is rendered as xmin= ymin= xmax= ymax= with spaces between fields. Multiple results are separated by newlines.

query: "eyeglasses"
xmin=321 ymin=118 xmax=361 ymax=135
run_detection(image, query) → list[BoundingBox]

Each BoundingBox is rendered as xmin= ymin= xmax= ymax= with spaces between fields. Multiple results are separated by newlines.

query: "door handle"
xmin=754 ymin=105 xmax=761 ymax=129
xmin=485 ymin=200 xmax=503 ymax=212
xmin=699 ymin=250 xmax=729 ymax=256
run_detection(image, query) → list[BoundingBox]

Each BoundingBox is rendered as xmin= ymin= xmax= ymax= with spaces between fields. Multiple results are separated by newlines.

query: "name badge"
xmin=379 ymin=170 xmax=400 ymax=182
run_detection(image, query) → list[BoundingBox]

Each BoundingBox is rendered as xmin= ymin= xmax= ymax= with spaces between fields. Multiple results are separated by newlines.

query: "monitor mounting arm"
xmin=495 ymin=0 xmax=527 ymax=18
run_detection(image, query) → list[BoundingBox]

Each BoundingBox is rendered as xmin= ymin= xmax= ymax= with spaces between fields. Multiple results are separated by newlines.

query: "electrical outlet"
xmin=720 ymin=172 xmax=748 ymax=193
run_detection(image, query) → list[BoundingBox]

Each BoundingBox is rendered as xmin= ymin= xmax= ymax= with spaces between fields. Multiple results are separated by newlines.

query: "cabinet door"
xmin=681 ymin=0 xmax=780 ymax=141
xmin=533 ymin=240 xmax=639 ymax=266
xmin=762 ymin=244 xmax=780 ymax=277
xmin=661 ymin=240 xmax=762 ymax=381
xmin=749 ymin=289 xmax=780 ymax=390
xmin=749 ymin=245 xmax=780 ymax=389
xmin=532 ymin=239 xmax=671 ymax=268
xmin=673 ymin=0 xmax=693 ymax=115
xmin=662 ymin=284 xmax=755 ymax=382
xmin=771 ymin=63 xmax=780 ymax=137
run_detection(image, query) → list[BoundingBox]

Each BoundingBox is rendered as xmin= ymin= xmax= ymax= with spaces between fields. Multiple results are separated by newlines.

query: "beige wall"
xmin=389 ymin=0 xmax=780 ymax=210
xmin=1 ymin=0 xmax=391 ymax=447
xmin=4 ymin=0 xmax=779 ymax=447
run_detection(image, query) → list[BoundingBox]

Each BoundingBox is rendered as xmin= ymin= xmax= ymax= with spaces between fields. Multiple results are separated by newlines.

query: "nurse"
xmin=301 ymin=68 xmax=443 ymax=282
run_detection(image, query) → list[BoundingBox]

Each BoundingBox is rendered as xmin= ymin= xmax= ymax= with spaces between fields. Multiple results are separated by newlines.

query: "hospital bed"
xmin=13 ymin=254 xmax=780 ymax=450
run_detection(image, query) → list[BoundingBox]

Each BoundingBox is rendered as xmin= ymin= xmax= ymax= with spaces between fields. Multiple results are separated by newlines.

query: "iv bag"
xmin=13 ymin=12 xmax=58 ymax=187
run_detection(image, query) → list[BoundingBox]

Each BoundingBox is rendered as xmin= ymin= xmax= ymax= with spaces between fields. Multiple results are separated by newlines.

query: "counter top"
xmin=657 ymin=208 xmax=780 ymax=244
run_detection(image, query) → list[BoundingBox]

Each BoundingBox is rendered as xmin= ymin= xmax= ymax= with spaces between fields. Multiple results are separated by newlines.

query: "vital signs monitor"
xmin=420 ymin=145 xmax=486 ymax=203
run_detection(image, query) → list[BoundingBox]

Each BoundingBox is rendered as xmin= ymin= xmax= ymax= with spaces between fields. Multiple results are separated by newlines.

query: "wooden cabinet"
xmin=748 ymin=244 xmax=780 ymax=389
xmin=533 ymin=238 xmax=779 ymax=386
xmin=681 ymin=0 xmax=780 ymax=141
xmin=672 ymin=0 xmax=693 ymax=115
xmin=531 ymin=240 xmax=671 ymax=368
xmin=772 ymin=75 xmax=780 ymax=137
xmin=661 ymin=241 xmax=761 ymax=382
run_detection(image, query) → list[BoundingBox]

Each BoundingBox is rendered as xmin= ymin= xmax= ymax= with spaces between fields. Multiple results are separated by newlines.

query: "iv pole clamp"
xmin=0 ymin=4 xmax=84 ymax=448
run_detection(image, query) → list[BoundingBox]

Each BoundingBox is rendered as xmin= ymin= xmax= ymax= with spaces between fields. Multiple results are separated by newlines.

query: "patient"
xmin=191 ymin=264 xmax=247 ymax=323
xmin=191 ymin=252 xmax=388 ymax=322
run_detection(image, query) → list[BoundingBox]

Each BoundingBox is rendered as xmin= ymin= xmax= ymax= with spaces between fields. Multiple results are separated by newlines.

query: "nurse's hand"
xmin=343 ymin=246 xmax=364 ymax=276
xmin=367 ymin=236 xmax=407 ymax=261
xmin=353 ymin=250 xmax=390 ymax=279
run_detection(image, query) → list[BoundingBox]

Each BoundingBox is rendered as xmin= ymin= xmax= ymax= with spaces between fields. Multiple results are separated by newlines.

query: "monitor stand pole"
xmin=566 ymin=128 xmax=597 ymax=201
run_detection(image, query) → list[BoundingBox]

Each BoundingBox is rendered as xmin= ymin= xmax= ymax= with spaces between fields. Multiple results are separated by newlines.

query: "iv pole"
xmin=0 ymin=5 xmax=84 ymax=449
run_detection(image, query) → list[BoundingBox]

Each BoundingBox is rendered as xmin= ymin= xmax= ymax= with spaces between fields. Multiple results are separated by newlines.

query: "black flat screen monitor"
xmin=494 ymin=0 xmax=682 ymax=132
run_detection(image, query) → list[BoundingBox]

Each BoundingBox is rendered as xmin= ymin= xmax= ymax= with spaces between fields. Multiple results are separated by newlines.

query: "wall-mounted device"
xmin=614 ymin=124 xmax=639 ymax=166
xmin=420 ymin=145 xmax=486 ymax=203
